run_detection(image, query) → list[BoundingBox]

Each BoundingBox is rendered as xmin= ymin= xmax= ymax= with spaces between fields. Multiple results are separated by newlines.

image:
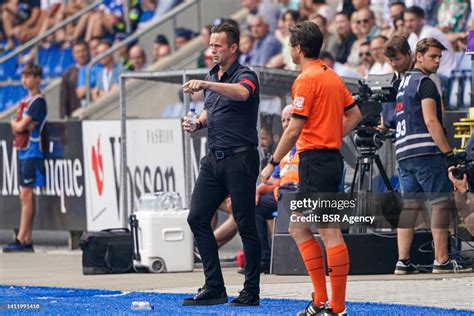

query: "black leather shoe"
xmin=229 ymin=289 xmax=260 ymax=306
xmin=181 ymin=285 xmax=228 ymax=306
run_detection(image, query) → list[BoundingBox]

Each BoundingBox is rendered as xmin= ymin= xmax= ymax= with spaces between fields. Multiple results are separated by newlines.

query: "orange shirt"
xmin=273 ymin=148 xmax=299 ymax=200
xmin=278 ymin=148 xmax=299 ymax=185
xmin=291 ymin=60 xmax=354 ymax=153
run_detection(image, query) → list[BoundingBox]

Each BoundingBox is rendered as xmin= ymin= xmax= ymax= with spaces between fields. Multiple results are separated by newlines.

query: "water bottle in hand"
xmin=186 ymin=108 xmax=199 ymax=132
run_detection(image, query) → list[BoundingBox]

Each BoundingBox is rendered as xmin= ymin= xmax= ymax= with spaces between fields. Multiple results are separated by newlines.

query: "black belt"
xmin=210 ymin=145 xmax=256 ymax=160
xmin=299 ymin=148 xmax=339 ymax=159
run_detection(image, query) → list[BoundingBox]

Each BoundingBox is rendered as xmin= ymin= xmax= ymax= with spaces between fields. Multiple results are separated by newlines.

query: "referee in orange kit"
xmin=261 ymin=21 xmax=362 ymax=316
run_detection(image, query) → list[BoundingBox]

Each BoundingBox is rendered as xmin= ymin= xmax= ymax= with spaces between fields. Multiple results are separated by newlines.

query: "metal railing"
xmin=0 ymin=0 xmax=102 ymax=65
xmin=85 ymin=0 xmax=201 ymax=104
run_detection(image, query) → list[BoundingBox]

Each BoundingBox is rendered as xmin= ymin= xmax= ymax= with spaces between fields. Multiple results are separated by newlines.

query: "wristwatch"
xmin=196 ymin=120 xmax=202 ymax=131
xmin=268 ymin=155 xmax=280 ymax=166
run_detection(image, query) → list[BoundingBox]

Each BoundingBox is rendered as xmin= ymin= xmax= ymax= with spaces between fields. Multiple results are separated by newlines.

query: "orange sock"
xmin=298 ymin=238 xmax=328 ymax=306
xmin=326 ymin=243 xmax=350 ymax=313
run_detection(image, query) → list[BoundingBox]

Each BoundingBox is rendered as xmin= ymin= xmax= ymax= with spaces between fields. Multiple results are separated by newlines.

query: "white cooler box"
xmin=131 ymin=193 xmax=194 ymax=273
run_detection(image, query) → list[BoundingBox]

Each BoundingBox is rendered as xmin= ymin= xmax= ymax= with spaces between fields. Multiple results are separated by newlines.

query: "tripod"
xmin=350 ymin=145 xmax=393 ymax=233
xmin=351 ymin=146 xmax=393 ymax=193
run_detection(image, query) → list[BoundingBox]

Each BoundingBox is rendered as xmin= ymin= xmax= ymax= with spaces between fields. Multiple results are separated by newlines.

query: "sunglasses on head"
xmin=356 ymin=19 xmax=370 ymax=24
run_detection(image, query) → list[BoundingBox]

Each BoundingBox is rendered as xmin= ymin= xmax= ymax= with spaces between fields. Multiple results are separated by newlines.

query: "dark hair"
xmin=211 ymin=22 xmax=240 ymax=47
xmin=175 ymin=27 xmax=195 ymax=40
xmin=99 ymin=40 xmax=113 ymax=48
xmin=283 ymin=9 xmax=301 ymax=23
xmin=384 ymin=35 xmax=411 ymax=58
xmin=335 ymin=11 xmax=350 ymax=20
xmin=392 ymin=13 xmax=404 ymax=27
xmin=72 ymin=39 xmax=89 ymax=50
xmin=416 ymin=37 xmax=447 ymax=55
xmin=319 ymin=51 xmax=334 ymax=62
xmin=390 ymin=1 xmax=406 ymax=9
xmin=289 ymin=21 xmax=323 ymax=59
xmin=360 ymin=41 xmax=371 ymax=48
xmin=155 ymin=34 xmax=169 ymax=45
xmin=405 ymin=6 xmax=425 ymax=19
xmin=21 ymin=64 xmax=42 ymax=78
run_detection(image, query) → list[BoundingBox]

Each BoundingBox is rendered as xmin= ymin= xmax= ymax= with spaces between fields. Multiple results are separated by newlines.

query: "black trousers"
xmin=256 ymin=184 xmax=299 ymax=262
xmin=255 ymin=191 xmax=276 ymax=263
xmin=187 ymin=149 xmax=261 ymax=295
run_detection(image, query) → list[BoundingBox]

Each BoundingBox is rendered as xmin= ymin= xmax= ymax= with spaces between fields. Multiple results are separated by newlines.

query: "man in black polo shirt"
xmin=181 ymin=23 xmax=261 ymax=307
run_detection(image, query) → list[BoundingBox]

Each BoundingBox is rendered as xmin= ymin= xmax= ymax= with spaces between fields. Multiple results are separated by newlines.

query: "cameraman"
xmin=392 ymin=37 xmax=471 ymax=274
xmin=383 ymin=35 xmax=444 ymax=114
xmin=448 ymin=167 xmax=474 ymax=237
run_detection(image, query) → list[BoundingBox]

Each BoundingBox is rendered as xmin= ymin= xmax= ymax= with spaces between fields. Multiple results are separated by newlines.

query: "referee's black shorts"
xmin=298 ymin=149 xmax=343 ymax=194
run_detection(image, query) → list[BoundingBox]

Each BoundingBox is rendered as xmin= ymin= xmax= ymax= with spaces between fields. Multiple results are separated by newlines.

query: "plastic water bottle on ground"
xmin=131 ymin=301 xmax=153 ymax=310
xmin=186 ymin=108 xmax=199 ymax=131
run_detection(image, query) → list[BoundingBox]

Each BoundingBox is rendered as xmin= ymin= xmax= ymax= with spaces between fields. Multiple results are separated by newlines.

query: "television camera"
xmin=343 ymin=74 xmax=397 ymax=151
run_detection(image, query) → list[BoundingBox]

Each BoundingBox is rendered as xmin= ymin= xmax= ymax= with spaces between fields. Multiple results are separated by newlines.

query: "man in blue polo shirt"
xmin=3 ymin=64 xmax=47 ymax=253
xmin=181 ymin=23 xmax=261 ymax=307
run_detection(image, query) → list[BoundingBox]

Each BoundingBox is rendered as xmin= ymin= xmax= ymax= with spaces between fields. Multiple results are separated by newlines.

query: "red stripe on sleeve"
xmin=239 ymin=79 xmax=256 ymax=93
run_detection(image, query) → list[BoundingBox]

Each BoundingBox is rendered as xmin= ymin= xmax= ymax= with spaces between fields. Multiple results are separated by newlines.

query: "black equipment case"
xmin=79 ymin=228 xmax=134 ymax=275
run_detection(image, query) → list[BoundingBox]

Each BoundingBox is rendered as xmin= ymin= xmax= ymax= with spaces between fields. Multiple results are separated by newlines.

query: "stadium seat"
xmin=3 ymin=85 xmax=17 ymax=109
xmin=44 ymin=46 xmax=62 ymax=78
xmin=61 ymin=48 xmax=75 ymax=71
xmin=0 ymin=87 xmax=5 ymax=111
xmin=38 ymin=47 xmax=49 ymax=66
xmin=0 ymin=57 xmax=17 ymax=81
xmin=0 ymin=84 xmax=27 ymax=111
xmin=13 ymin=63 xmax=24 ymax=80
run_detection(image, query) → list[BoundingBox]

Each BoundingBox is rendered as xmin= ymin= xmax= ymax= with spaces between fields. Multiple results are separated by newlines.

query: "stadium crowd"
xmin=1 ymin=3 xmax=473 ymax=314
xmin=2 ymin=0 xmax=473 ymax=117
xmin=0 ymin=0 xmax=182 ymax=114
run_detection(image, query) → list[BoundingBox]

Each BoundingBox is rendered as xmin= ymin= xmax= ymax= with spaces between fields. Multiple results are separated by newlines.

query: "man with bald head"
xmin=129 ymin=45 xmax=147 ymax=71
xmin=254 ymin=104 xmax=300 ymax=273
xmin=249 ymin=15 xmax=282 ymax=66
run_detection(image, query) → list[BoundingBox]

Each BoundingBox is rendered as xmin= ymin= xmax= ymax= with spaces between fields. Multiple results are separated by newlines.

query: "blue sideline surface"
xmin=0 ymin=285 xmax=473 ymax=315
